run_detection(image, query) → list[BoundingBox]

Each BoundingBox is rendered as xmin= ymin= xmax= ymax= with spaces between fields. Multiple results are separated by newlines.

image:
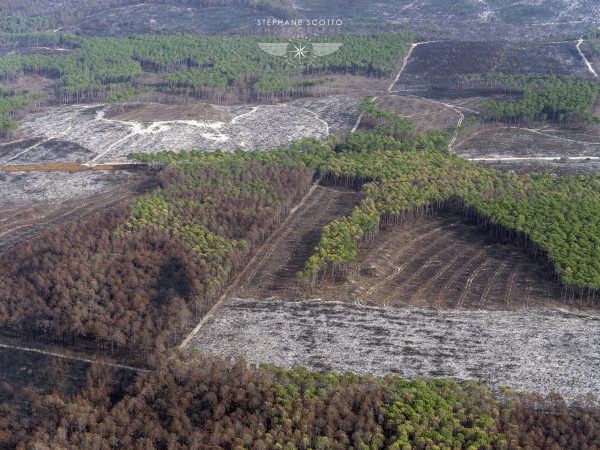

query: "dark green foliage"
xmin=302 ymin=144 xmax=600 ymax=291
xmin=138 ymin=117 xmax=600 ymax=292
xmin=133 ymin=127 xmax=600 ymax=292
xmin=590 ymin=40 xmax=600 ymax=57
xmin=0 ymin=88 xmax=39 ymax=135
xmin=482 ymin=76 xmax=600 ymax=123
xmin=0 ymin=32 xmax=412 ymax=100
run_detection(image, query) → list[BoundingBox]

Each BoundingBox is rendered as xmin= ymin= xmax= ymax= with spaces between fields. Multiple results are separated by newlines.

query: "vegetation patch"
xmin=0 ymin=32 xmax=411 ymax=102
xmin=1 ymin=354 xmax=599 ymax=449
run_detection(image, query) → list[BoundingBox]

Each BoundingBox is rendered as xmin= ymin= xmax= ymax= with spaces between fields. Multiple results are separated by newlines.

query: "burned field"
xmin=235 ymin=204 xmax=563 ymax=309
xmin=454 ymin=125 xmax=600 ymax=160
xmin=385 ymin=40 xmax=600 ymax=172
xmin=2 ymin=100 xmax=345 ymax=164
xmin=0 ymin=346 xmax=90 ymax=394
xmin=57 ymin=3 xmax=267 ymax=37
xmin=0 ymin=171 xmax=154 ymax=253
xmin=394 ymin=41 xmax=593 ymax=99
xmin=318 ymin=214 xmax=563 ymax=309
xmin=8 ymin=0 xmax=600 ymax=40
xmin=191 ymin=299 xmax=600 ymax=401
xmin=482 ymin=159 xmax=600 ymax=175
xmin=374 ymin=95 xmax=460 ymax=133
xmin=188 ymin=176 xmax=595 ymax=399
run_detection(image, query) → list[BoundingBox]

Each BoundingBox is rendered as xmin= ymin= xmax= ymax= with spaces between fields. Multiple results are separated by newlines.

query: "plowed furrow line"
xmin=381 ymin=241 xmax=460 ymax=306
xmin=480 ymin=261 xmax=509 ymax=308
xmin=436 ymin=249 xmax=486 ymax=307
xmin=361 ymin=226 xmax=456 ymax=301
xmin=409 ymin=250 xmax=463 ymax=306
xmin=237 ymin=186 xmax=326 ymax=292
xmin=361 ymin=219 xmax=440 ymax=265
xmin=456 ymin=258 xmax=490 ymax=308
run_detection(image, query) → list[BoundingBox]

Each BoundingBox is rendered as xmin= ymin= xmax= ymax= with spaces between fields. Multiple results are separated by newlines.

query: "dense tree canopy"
xmin=1 ymin=354 xmax=599 ymax=449
xmin=481 ymin=75 xmax=600 ymax=123
xmin=0 ymin=158 xmax=312 ymax=355
xmin=138 ymin=115 xmax=600 ymax=295
xmin=0 ymin=32 xmax=411 ymax=101
xmin=0 ymin=87 xmax=42 ymax=136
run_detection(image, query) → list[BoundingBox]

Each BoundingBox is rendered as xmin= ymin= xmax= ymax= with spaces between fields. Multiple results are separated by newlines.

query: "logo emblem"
xmin=258 ymin=41 xmax=343 ymax=59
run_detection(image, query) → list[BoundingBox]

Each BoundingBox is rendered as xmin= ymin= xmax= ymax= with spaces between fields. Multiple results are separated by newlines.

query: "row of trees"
xmin=0 ymin=13 xmax=58 ymax=33
xmin=300 ymin=138 xmax=600 ymax=294
xmin=5 ymin=105 xmax=600 ymax=354
xmin=1 ymin=354 xmax=599 ymax=449
xmin=0 ymin=32 xmax=412 ymax=102
xmin=0 ymin=86 xmax=46 ymax=136
xmin=481 ymin=76 xmax=600 ymax=124
xmin=0 ymin=91 xmax=28 ymax=136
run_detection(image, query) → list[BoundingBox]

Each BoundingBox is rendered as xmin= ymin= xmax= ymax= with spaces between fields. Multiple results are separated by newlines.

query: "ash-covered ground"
xmin=0 ymin=171 xmax=134 ymax=204
xmin=37 ymin=0 xmax=600 ymax=41
xmin=6 ymin=99 xmax=347 ymax=164
xmin=191 ymin=299 xmax=600 ymax=401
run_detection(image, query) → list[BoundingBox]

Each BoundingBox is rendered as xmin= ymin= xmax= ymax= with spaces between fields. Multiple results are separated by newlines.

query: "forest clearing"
xmin=190 ymin=299 xmax=600 ymax=401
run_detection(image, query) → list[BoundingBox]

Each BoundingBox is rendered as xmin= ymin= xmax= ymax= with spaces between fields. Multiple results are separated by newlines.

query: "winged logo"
xmin=257 ymin=43 xmax=289 ymax=57
xmin=311 ymin=43 xmax=343 ymax=57
xmin=257 ymin=41 xmax=343 ymax=58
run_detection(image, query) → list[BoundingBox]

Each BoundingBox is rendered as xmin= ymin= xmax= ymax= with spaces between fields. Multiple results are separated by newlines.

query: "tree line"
xmin=480 ymin=75 xmax=600 ymax=124
xmin=4 ymin=107 xmax=600 ymax=358
xmin=0 ymin=87 xmax=45 ymax=136
xmin=135 ymin=120 xmax=600 ymax=299
xmin=0 ymin=32 xmax=412 ymax=102
xmin=1 ymin=353 xmax=599 ymax=449
xmin=300 ymin=139 xmax=600 ymax=297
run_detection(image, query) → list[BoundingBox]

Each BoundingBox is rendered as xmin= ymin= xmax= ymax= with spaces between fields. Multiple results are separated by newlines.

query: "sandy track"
xmin=179 ymin=180 xmax=332 ymax=348
xmin=15 ymin=103 xmax=330 ymax=164
xmin=236 ymin=186 xmax=361 ymax=300
xmin=0 ymin=342 xmax=148 ymax=372
xmin=351 ymin=41 xmax=434 ymax=133
xmin=577 ymin=38 xmax=599 ymax=78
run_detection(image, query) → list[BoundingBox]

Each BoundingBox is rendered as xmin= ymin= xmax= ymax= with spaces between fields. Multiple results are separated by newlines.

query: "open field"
xmin=375 ymin=95 xmax=460 ymax=133
xmin=319 ymin=214 xmax=562 ymax=309
xmin=295 ymin=0 xmax=600 ymax=40
xmin=0 ymin=173 xmax=154 ymax=253
xmin=453 ymin=120 xmax=600 ymax=174
xmin=60 ymin=3 xmax=268 ymax=37
xmin=292 ymin=95 xmax=359 ymax=135
xmin=482 ymin=159 xmax=600 ymax=175
xmin=384 ymin=40 xmax=600 ymax=171
xmin=105 ymin=102 xmax=233 ymax=123
xmin=455 ymin=125 xmax=600 ymax=160
xmin=190 ymin=299 xmax=600 ymax=401
xmin=394 ymin=41 xmax=594 ymax=99
xmin=2 ymin=100 xmax=346 ymax=164
xmin=0 ymin=170 xmax=148 ymax=204
xmin=6 ymin=0 xmax=600 ymax=39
